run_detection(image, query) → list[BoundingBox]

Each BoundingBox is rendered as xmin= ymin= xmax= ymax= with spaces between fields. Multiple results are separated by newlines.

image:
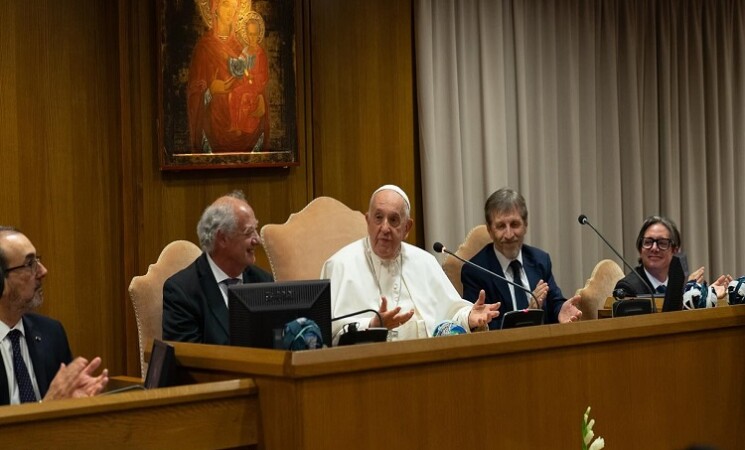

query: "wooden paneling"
xmin=309 ymin=0 xmax=422 ymax=242
xmin=0 ymin=0 xmax=124 ymax=372
xmin=0 ymin=379 xmax=259 ymax=448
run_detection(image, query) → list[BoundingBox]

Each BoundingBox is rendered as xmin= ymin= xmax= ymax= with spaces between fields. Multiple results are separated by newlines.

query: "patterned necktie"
xmin=509 ymin=260 xmax=529 ymax=310
xmin=7 ymin=329 xmax=37 ymax=403
xmin=656 ymin=284 xmax=667 ymax=294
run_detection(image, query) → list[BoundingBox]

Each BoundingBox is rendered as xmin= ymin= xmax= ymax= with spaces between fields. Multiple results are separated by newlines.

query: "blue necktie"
xmin=509 ymin=260 xmax=529 ymax=310
xmin=656 ymin=285 xmax=667 ymax=294
xmin=7 ymin=329 xmax=37 ymax=403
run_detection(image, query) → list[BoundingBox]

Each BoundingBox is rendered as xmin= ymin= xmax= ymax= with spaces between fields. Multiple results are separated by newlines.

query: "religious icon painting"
xmin=157 ymin=0 xmax=300 ymax=170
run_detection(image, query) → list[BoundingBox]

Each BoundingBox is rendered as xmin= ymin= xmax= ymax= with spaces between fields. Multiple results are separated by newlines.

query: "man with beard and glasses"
xmin=0 ymin=227 xmax=108 ymax=405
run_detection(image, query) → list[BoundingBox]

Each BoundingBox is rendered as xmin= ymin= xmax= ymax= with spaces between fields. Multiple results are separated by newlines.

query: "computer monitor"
xmin=228 ymin=280 xmax=332 ymax=349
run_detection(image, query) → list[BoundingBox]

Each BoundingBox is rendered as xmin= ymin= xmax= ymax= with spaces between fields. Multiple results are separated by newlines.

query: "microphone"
xmin=332 ymin=309 xmax=389 ymax=346
xmin=432 ymin=320 xmax=467 ymax=337
xmin=433 ymin=242 xmax=540 ymax=308
xmin=577 ymin=214 xmax=658 ymax=312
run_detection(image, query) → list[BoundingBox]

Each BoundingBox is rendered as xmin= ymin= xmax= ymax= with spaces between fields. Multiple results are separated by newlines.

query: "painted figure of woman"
xmin=187 ymin=0 xmax=268 ymax=153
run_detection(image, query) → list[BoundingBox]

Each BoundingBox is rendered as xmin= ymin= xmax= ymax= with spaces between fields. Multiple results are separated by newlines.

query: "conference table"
xmin=2 ymin=305 xmax=744 ymax=449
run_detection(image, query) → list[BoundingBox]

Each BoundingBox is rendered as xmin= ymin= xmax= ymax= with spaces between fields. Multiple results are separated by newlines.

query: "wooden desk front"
xmin=0 ymin=379 xmax=259 ymax=449
xmin=171 ymin=305 xmax=745 ymax=450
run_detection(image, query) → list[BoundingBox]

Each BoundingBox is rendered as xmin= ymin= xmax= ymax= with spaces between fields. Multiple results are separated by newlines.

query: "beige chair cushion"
xmin=442 ymin=225 xmax=492 ymax=296
xmin=575 ymin=259 xmax=624 ymax=320
xmin=261 ymin=197 xmax=368 ymax=281
xmin=128 ymin=240 xmax=202 ymax=378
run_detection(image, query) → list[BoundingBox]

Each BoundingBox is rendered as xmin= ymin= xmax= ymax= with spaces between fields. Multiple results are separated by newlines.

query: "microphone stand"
xmin=434 ymin=242 xmax=544 ymax=328
xmin=433 ymin=243 xmax=541 ymax=308
xmin=332 ymin=309 xmax=384 ymax=328
xmin=578 ymin=214 xmax=658 ymax=312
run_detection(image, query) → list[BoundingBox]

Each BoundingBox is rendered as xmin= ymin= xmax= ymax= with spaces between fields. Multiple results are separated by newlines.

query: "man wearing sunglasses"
xmin=0 ymin=227 xmax=108 ymax=405
xmin=614 ymin=216 xmax=730 ymax=297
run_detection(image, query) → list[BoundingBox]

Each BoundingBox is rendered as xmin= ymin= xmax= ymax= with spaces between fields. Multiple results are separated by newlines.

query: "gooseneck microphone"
xmin=331 ymin=308 xmax=384 ymax=328
xmin=577 ymin=214 xmax=658 ymax=312
xmin=433 ymin=242 xmax=540 ymax=308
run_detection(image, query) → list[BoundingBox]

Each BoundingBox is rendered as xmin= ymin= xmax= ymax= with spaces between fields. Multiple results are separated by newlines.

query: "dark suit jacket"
xmin=162 ymin=253 xmax=273 ymax=345
xmin=614 ymin=265 xmax=654 ymax=297
xmin=1 ymin=314 xmax=73 ymax=405
xmin=462 ymin=244 xmax=566 ymax=329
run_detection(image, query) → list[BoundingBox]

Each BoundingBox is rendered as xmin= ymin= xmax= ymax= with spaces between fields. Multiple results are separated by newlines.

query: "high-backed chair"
xmin=441 ymin=225 xmax=492 ymax=296
xmin=261 ymin=197 xmax=368 ymax=281
xmin=128 ymin=240 xmax=202 ymax=378
xmin=575 ymin=259 xmax=625 ymax=320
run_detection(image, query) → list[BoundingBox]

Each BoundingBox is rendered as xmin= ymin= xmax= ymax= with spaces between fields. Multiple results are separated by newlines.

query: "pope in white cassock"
xmin=321 ymin=185 xmax=500 ymax=343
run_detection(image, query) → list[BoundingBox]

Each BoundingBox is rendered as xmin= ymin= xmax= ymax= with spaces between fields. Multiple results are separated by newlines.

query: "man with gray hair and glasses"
xmin=163 ymin=191 xmax=273 ymax=344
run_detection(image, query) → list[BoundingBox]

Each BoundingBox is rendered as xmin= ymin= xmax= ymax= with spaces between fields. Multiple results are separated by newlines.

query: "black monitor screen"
xmin=228 ymin=279 xmax=332 ymax=349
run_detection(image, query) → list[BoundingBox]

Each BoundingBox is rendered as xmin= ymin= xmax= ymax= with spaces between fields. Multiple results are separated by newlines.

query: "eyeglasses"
xmin=236 ymin=228 xmax=259 ymax=239
xmin=641 ymin=238 xmax=673 ymax=251
xmin=5 ymin=256 xmax=42 ymax=275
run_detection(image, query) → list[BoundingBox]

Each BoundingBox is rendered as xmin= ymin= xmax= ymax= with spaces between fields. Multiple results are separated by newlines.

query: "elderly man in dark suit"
xmin=462 ymin=188 xmax=582 ymax=329
xmin=162 ymin=191 xmax=273 ymax=345
xmin=0 ymin=227 xmax=108 ymax=405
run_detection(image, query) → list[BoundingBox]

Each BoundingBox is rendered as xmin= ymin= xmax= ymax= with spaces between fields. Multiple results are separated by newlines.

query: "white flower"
xmin=583 ymin=417 xmax=596 ymax=445
xmin=583 ymin=429 xmax=594 ymax=446
xmin=583 ymin=406 xmax=605 ymax=450
xmin=589 ymin=437 xmax=605 ymax=450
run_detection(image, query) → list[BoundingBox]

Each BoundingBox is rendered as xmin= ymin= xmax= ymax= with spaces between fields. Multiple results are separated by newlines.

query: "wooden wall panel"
xmin=0 ymin=0 xmax=124 ymax=371
xmin=309 ymin=0 xmax=422 ymax=243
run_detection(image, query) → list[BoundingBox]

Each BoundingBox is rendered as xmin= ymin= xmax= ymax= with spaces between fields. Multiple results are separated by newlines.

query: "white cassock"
xmin=320 ymin=237 xmax=474 ymax=342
